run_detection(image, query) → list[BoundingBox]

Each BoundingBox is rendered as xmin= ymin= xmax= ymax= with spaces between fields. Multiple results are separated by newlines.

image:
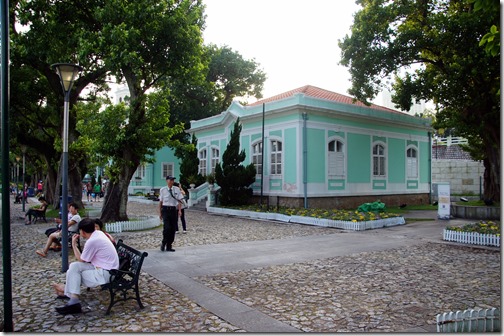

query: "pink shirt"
xmin=81 ymin=230 xmax=119 ymax=270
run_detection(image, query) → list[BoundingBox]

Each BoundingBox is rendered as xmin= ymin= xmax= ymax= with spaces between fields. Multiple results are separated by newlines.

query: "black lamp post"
xmin=51 ymin=63 xmax=83 ymax=273
xmin=21 ymin=145 xmax=27 ymax=212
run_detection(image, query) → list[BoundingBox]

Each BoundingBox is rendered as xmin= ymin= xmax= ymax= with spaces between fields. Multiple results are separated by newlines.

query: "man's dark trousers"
xmin=162 ymin=206 xmax=177 ymax=250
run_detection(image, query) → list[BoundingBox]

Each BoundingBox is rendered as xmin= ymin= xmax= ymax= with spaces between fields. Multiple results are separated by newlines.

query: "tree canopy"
xmin=10 ymin=0 xmax=267 ymax=221
xmin=339 ymin=0 xmax=500 ymax=201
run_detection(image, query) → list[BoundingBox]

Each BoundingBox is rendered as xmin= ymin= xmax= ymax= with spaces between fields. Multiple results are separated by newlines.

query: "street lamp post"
xmin=51 ymin=63 xmax=83 ymax=273
xmin=21 ymin=145 xmax=27 ymax=212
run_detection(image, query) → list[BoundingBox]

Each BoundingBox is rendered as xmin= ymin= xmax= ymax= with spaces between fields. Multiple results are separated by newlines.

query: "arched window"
xmin=210 ymin=147 xmax=220 ymax=174
xmin=198 ymin=149 xmax=207 ymax=176
xmin=251 ymin=141 xmax=263 ymax=175
xmin=270 ymin=140 xmax=282 ymax=175
xmin=328 ymin=139 xmax=345 ymax=177
xmin=406 ymin=147 xmax=418 ymax=178
xmin=372 ymin=143 xmax=386 ymax=177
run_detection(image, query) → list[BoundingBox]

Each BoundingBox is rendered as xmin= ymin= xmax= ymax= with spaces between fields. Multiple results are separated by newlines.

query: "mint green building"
xmin=128 ymin=85 xmax=432 ymax=208
xmin=187 ymin=85 xmax=432 ymax=208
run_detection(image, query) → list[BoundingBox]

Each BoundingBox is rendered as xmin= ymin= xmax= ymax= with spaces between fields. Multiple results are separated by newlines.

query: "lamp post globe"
xmin=51 ymin=63 xmax=83 ymax=273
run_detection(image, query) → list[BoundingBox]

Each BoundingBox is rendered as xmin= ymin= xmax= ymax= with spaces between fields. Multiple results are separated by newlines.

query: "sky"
xmin=201 ymin=0 xmax=362 ymax=103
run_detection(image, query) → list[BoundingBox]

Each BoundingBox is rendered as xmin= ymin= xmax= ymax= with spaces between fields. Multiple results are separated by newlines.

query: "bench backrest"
xmin=115 ymin=239 xmax=148 ymax=280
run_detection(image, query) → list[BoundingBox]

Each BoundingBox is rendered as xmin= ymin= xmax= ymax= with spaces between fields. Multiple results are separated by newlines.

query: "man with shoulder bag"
xmin=158 ymin=176 xmax=184 ymax=252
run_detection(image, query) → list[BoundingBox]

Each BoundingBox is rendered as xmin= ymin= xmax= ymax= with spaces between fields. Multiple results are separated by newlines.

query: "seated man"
xmin=24 ymin=196 xmax=48 ymax=225
xmin=36 ymin=202 xmax=81 ymax=257
xmin=52 ymin=218 xmax=119 ymax=314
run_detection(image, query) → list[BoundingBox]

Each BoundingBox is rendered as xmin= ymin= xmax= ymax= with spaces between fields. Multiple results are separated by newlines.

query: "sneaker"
xmin=183 ymin=230 xmax=187 ymax=234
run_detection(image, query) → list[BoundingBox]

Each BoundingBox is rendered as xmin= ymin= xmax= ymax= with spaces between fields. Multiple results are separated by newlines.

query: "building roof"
xmin=432 ymin=144 xmax=474 ymax=160
xmin=247 ymin=85 xmax=403 ymax=114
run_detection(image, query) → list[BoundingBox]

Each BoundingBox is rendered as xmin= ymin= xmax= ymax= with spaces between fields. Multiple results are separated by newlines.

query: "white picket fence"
xmin=443 ymin=229 xmax=500 ymax=247
xmin=437 ymin=308 xmax=500 ymax=332
xmin=105 ymin=216 xmax=160 ymax=233
xmin=207 ymin=207 xmax=405 ymax=231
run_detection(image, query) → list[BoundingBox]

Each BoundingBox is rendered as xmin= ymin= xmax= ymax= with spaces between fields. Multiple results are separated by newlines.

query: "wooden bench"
xmin=102 ymin=239 xmax=148 ymax=315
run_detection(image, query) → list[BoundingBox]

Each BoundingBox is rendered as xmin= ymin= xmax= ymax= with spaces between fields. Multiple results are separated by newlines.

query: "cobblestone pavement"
xmin=3 ymin=196 xmax=501 ymax=332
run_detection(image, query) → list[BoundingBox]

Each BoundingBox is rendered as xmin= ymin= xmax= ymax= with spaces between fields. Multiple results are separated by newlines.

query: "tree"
xmin=214 ymin=118 xmax=256 ymax=206
xmin=175 ymin=134 xmax=205 ymax=190
xmin=339 ymin=0 xmax=500 ymax=201
xmin=167 ymin=44 xmax=267 ymax=130
xmin=10 ymin=0 xmax=109 ymax=209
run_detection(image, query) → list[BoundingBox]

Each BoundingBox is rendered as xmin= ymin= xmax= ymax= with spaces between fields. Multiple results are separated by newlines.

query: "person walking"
xmin=158 ymin=175 xmax=184 ymax=252
xmin=93 ymin=182 xmax=101 ymax=202
xmin=174 ymin=182 xmax=188 ymax=233
xmin=86 ymin=182 xmax=93 ymax=202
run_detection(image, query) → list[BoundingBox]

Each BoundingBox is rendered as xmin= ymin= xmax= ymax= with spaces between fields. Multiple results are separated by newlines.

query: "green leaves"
xmin=339 ymin=0 xmax=500 ymax=201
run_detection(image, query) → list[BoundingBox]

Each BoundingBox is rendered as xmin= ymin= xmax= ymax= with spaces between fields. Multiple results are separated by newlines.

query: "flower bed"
xmin=444 ymin=221 xmax=500 ymax=247
xmin=207 ymin=206 xmax=405 ymax=231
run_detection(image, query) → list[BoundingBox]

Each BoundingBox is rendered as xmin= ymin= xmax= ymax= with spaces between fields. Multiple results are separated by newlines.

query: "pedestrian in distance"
xmin=158 ymin=175 xmax=184 ymax=252
xmin=174 ymin=182 xmax=188 ymax=234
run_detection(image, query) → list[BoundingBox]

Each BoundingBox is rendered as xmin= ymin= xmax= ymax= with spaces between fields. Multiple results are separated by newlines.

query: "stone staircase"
xmin=189 ymin=196 xmax=207 ymax=212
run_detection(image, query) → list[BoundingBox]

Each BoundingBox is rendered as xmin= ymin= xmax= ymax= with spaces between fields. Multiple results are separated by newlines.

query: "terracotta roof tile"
xmin=432 ymin=145 xmax=474 ymax=160
xmin=248 ymin=85 xmax=403 ymax=114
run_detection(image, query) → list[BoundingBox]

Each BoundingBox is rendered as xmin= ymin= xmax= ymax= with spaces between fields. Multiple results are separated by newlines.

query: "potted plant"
xmin=206 ymin=173 xmax=215 ymax=187
xmin=187 ymin=175 xmax=197 ymax=189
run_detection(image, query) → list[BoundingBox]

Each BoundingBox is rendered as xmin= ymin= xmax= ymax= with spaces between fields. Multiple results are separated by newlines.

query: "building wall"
xmin=432 ymin=160 xmax=484 ymax=195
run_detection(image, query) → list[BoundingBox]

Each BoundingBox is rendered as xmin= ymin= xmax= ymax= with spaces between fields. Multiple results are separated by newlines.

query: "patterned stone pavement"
xmin=1 ymin=196 xmax=500 ymax=332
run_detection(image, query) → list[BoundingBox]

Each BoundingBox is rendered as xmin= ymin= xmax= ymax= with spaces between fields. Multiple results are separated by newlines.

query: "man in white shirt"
xmin=158 ymin=175 xmax=184 ymax=252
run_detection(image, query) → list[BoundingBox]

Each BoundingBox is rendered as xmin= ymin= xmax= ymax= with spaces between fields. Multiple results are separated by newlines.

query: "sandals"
xmin=36 ymin=250 xmax=47 ymax=258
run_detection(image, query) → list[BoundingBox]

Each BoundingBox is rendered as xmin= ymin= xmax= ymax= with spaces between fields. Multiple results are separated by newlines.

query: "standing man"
xmin=159 ymin=175 xmax=184 ymax=252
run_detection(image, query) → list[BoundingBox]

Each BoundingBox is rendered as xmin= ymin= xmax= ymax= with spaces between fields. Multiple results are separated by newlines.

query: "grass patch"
xmin=455 ymin=200 xmax=500 ymax=207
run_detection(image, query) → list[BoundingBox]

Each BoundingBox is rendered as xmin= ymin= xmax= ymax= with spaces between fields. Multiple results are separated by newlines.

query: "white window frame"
xmin=198 ymin=148 xmax=207 ymax=176
xmin=328 ymin=138 xmax=345 ymax=178
xmin=372 ymin=142 xmax=387 ymax=177
xmin=406 ymin=146 xmax=418 ymax=179
xmin=251 ymin=141 xmax=263 ymax=175
xmin=135 ymin=164 xmax=146 ymax=179
xmin=210 ymin=146 xmax=220 ymax=174
xmin=161 ymin=163 xmax=174 ymax=179
xmin=270 ymin=139 xmax=283 ymax=176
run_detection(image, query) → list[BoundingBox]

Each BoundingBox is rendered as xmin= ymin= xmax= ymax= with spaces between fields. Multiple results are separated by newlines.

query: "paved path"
xmin=4 ymin=197 xmax=500 ymax=332
xmin=143 ymin=211 xmax=497 ymax=333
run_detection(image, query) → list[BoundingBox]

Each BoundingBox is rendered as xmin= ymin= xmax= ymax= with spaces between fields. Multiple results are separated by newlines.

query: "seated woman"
xmin=94 ymin=218 xmax=116 ymax=245
xmin=36 ymin=202 xmax=81 ymax=257
xmin=24 ymin=197 xmax=48 ymax=225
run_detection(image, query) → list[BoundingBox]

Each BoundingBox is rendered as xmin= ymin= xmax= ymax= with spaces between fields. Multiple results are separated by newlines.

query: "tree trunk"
xmin=483 ymin=146 xmax=500 ymax=202
xmin=100 ymin=152 xmax=139 ymax=223
xmin=44 ymin=164 xmax=58 ymax=206
xmin=68 ymin=161 xmax=84 ymax=209
xmin=100 ymin=174 xmax=132 ymax=222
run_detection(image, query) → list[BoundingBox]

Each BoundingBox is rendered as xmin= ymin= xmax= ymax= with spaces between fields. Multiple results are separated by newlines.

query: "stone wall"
xmin=432 ymin=160 xmax=484 ymax=196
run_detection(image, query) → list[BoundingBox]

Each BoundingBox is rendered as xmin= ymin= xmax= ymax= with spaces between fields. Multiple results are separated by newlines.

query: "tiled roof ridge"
xmin=248 ymin=84 xmax=403 ymax=114
xmin=432 ymin=144 xmax=474 ymax=160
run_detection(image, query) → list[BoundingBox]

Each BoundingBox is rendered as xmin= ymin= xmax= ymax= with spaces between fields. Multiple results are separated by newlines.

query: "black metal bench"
xmin=32 ymin=207 xmax=48 ymax=224
xmin=102 ymin=239 xmax=148 ymax=315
